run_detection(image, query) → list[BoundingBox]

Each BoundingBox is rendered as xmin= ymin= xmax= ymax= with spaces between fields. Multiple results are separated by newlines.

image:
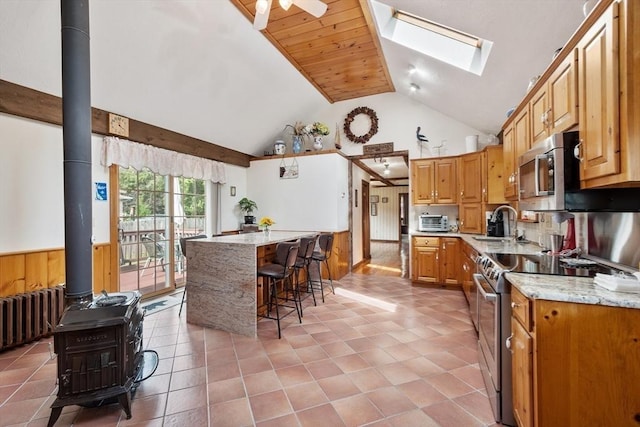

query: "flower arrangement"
xmin=284 ymin=122 xmax=310 ymax=137
xmin=258 ymin=216 xmax=275 ymax=229
xmin=309 ymin=122 xmax=330 ymax=136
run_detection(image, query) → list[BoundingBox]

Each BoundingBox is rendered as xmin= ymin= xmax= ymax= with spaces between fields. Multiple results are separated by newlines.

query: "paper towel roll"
xmin=465 ymin=135 xmax=478 ymax=152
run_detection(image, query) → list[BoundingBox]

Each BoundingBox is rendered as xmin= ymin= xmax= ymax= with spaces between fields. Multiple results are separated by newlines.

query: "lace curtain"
xmin=101 ymin=136 xmax=227 ymax=183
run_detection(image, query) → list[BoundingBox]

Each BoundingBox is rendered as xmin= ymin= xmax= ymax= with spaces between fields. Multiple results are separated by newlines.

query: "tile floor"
xmin=0 ymin=268 xmax=501 ymax=426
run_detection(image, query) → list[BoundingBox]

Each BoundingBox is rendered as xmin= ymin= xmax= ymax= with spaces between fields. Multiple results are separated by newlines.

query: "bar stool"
xmin=310 ymin=233 xmax=335 ymax=303
xmin=294 ymin=234 xmax=319 ymax=313
xmin=257 ymin=241 xmax=301 ymax=338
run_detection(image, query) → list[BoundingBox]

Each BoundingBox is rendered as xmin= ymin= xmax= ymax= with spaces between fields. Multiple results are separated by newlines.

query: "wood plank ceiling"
xmin=230 ymin=0 xmax=395 ymax=103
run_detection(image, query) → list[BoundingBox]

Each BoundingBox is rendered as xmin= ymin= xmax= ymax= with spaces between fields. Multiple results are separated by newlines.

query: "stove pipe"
xmin=61 ymin=0 xmax=93 ymax=304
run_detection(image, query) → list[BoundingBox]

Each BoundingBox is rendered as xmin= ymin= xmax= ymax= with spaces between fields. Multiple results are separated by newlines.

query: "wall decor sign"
xmin=363 ymin=142 xmax=394 ymax=155
xmin=370 ymin=195 xmax=379 ymax=203
xmin=279 ymin=157 xmax=299 ymax=179
xmin=382 ymin=197 xmax=389 ymax=203
xmin=371 ymin=203 xmax=378 ymax=216
xmin=95 ymin=182 xmax=107 ymax=201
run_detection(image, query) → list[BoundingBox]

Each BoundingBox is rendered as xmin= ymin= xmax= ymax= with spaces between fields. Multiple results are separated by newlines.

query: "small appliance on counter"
xmin=418 ymin=214 xmax=449 ymax=232
xmin=486 ymin=211 xmax=504 ymax=237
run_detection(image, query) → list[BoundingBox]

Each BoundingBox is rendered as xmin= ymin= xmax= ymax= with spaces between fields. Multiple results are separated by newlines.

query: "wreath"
xmin=343 ymin=106 xmax=378 ymax=144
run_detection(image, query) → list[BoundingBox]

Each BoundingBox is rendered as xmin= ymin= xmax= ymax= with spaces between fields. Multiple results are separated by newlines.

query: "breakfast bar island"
xmin=185 ymin=231 xmax=316 ymax=337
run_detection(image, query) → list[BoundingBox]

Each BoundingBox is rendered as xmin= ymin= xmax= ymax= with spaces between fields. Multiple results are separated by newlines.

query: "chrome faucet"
xmin=491 ymin=205 xmax=519 ymax=240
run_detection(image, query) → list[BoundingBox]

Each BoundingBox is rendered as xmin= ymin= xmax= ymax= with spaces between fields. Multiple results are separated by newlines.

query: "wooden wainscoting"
xmin=328 ymin=230 xmax=350 ymax=280
xmin=0 ymin=244 xmax=114 ymax=297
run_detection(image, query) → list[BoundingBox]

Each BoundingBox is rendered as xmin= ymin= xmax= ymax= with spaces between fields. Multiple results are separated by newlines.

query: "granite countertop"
xmin=197 ymin=231 xmax=317 ymax=247
xmin=411 ymin=231 xmax=640 ymax=309
xmin=505 ymin=272 xmax=640 ymax=310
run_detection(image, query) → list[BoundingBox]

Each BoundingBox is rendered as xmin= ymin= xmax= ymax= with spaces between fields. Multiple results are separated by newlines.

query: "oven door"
xmin=476 ymin=273 xmax=500 ymax=390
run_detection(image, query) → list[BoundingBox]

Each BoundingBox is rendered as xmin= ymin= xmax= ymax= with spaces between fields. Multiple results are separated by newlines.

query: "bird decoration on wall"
xmin=416 ymin=126 xmax=445 ymax=156
xmin=416 ymin=126 xmax=429 ymax=144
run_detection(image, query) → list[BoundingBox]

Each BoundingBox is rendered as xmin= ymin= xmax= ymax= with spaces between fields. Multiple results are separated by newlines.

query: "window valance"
xmin=101 ymin=136 xmax=226 ymax=183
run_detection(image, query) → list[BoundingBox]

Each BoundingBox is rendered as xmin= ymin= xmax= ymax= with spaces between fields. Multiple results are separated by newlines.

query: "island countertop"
xmin=195 ymin=230 xmax=317 ymax=247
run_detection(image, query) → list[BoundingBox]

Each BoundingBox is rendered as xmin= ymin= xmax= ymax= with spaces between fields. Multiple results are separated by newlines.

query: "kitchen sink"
xmin=472 ymin=236 xmax=510 ymax=242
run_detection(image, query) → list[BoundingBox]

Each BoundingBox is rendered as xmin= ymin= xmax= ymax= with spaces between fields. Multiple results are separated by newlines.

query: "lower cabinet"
xmin=460 ymin=241 xmax=478 ymax=302
xmin=510 ymin=286 xmax=640 ymax=426
xmin=411 ymin=236 xmax=460 ymax=286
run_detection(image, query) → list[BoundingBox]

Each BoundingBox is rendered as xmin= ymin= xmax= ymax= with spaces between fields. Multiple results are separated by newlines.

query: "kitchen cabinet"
xmin=514 ymin=106 xmax=531 ymax=165
xmin=576 ymin=1 xmax=620 ymax=184
xmin=460 ymin=241 xmax=477 ymax=303
xmin=509 ymin=285 xmax=640 ymax=426
xmin=459 ymin=152 xmax=482 ymax=203
xmin=503 ymin=124 xmax=518 ymax=200
xmin=411 ymin=236 xmax=461 ymax=286
xmin=459 ymin=203 xmax=483 ymax=234
xmin=530 ymin=52 xmax=578 ymax=145
xmin=483 ymin=145 xmax=508 ymax=204
xmin=411 ymin=157 xmax=458 ymax=205
xmin=411 ymin=236 xmax=439 ymax=283
xmin=439 ymin=238 xmax=459 ymax=285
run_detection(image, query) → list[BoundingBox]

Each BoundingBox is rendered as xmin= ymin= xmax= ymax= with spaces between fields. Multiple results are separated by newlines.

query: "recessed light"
xmin=410 ymin=83 xmax=420 ymax=92
xmin=408 ymin=64 xmax=417 ymax=74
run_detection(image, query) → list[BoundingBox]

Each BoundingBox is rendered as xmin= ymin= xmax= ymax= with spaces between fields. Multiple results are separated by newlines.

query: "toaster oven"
xmin=418 ymin=215 xmax=449 ymax=232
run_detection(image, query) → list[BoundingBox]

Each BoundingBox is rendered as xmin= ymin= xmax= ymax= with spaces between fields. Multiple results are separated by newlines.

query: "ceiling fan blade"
xmin=292 ymin=0 xmax=327 ymax=18
xmin=253 ymin=0 xmax=272 ymax=30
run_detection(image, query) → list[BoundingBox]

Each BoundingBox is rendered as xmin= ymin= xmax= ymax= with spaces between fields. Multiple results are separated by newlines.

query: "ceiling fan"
xmin=254 ymin=0 xmax=328 ymax=30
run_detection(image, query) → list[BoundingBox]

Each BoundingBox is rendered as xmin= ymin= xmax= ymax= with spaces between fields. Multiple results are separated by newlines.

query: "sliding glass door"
xmin=116 ymin=167 xmax=206 ymax=297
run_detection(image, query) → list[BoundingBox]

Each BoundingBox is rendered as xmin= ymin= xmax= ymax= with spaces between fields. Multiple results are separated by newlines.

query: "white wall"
xmin=370 ymin=186 xmax=409 ymax=241
xmin=0 ymin=113 xmax=110 ymax=253
xmin=219 ymin=164 xmax=249 ymax=232
xmin=247 ymin=153 xmax=349 ymax=232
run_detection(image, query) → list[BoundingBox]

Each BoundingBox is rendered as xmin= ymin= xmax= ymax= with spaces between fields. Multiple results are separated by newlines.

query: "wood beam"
xmin=0 ymin=79 xmax=252 ymax=168
xmin=352 ymin=158 xmax=396 ymax=186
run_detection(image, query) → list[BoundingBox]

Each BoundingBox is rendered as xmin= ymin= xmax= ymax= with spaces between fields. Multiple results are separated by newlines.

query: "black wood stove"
xmin=47 ymin=291 xmax=143 ymax=427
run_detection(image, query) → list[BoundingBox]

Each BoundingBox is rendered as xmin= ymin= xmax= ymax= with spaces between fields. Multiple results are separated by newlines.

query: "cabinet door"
xmin=503 ymin=124 xmax=518 ymax=200
xmin=413 ymin=246 xmax=439 ymax=283
xmin=412 ymin=160 xmax=435 ymax=204
xmin=459 ymin=203 xmax=484 ymax=234
xmin=484 ymin=145 xmax=507 ymax=204
xmin=514 ymin=106 xmax=531 ymax=161
xmin=530 ymin=84 xmax=549 ymax=145
xmin=440 ymin=238 xmax=459 ymax=285
xmin=577 ymin=2 xmax=620 ymax=182
xmin=512 ymin=317 xmax=534 ymax=427
xmin=459 ymin=153 xmax=482 ymax=203
xmin=434 ymin=158 xmax=457 ymax=204
xmin=549 ymin=50 xmax=578 ymax=135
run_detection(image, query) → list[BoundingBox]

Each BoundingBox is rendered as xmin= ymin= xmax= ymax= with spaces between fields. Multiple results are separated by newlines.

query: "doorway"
xmin=400 ymin=192 xmax=409 ymax=235
xmin=362 ymin=180 xmax=371 ymax=260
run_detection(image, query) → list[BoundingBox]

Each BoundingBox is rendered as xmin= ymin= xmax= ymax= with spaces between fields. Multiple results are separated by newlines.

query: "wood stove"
xmin=47 ymin=291 xmax=143 ymax=427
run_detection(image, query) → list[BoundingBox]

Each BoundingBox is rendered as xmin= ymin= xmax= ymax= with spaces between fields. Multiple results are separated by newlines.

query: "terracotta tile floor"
xmin=0 ymin=242 xmax=503 ymax=426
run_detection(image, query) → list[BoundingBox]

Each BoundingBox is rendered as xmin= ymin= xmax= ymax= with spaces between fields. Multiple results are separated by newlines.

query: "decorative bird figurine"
xmin=416 ymin=126 xmax=429 ymax=143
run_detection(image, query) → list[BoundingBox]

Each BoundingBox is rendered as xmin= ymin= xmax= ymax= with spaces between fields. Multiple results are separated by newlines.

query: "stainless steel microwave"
xmin=518 ymin=131 xmax=580 ymax=211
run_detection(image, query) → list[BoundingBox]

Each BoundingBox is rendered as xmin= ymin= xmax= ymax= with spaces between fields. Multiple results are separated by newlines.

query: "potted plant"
xmin=238 ymin=197 xmax=258 ymax=224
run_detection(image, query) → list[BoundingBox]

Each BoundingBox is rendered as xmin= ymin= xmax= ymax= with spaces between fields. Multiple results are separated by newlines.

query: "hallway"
xmin=0 ymin=240 xmax=499 ymax=426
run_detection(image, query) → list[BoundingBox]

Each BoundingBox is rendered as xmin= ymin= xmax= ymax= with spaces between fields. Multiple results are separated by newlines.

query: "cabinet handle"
xmin=574 ymin=141 xmax=584 ymax=162
xmin=506 ymin=333 xmax=514 ymax=352
xmin=511 ymin=302 xmax=518 ymax=308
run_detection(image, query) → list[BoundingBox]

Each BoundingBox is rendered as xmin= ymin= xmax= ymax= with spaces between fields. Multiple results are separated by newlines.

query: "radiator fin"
xmin=0 ymin=286 xmax=65 ymax=351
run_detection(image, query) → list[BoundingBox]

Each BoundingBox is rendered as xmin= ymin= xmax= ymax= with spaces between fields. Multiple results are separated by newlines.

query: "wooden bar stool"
xmin=257 ymin=241 xmax=301 ymax=338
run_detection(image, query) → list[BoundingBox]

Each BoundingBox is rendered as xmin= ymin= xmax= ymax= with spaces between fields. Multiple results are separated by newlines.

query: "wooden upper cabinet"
xmin=503 ymin=124 xmax=518 ymax=200
xmin=577 ymin=1 xmax=620 ymax=184
xmin=484 ymin=145 xmax=508 ymax=204
xmin=549 ymin=50 xmax=578 ymax=134
xmin=530 ymin=84 xmax=549 ymax=144
xmin=514 ymin=106 xmax=531 ymax=161
xmin=411 ymin=158 xmax=457 ymax=205
xmin=459 ymin=152 xmax=482 ymax=204
xmin=530 ymin=51 xmax=578 ymax=146
xmin=459 ymin=203 xmax=484 ymax=234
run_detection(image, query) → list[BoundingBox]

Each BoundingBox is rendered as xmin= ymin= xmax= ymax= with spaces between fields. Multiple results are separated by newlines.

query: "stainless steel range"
xmin=473 ymin=252 xmax=621 ymax=427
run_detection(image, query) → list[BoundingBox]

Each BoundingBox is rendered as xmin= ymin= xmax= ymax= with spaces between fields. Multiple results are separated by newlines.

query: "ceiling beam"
xmin=0 ymin=79 xmax=252 ymax=167
xmin=352 ymin=158 xmax=396 ymax=186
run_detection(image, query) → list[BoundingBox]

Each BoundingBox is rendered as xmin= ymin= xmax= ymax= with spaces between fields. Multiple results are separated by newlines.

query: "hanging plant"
xmin=343 ymin=106 xmax=379 ymax=144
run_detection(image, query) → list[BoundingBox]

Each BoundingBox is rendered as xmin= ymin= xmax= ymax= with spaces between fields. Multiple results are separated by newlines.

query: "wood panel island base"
xmin=185 ymin=231 xmax=316 ymax=337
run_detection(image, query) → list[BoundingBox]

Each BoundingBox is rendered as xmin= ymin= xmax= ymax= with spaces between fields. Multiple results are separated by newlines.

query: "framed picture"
xmin=371 ymin=203 xmax=377 ymax=216
xmin=370 ymin=195 xmax=379 ymax=203
xmin=382 ymin=197 xmax=389 ymax=203
xmin=355 ymin=189 xmax=358 ymax=207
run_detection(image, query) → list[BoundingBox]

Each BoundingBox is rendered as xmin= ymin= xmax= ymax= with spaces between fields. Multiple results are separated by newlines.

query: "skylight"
xmin=370 ymin=0 xmax=493 ymax=76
